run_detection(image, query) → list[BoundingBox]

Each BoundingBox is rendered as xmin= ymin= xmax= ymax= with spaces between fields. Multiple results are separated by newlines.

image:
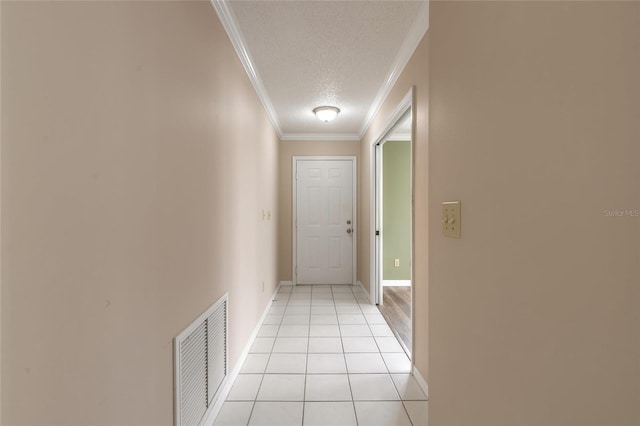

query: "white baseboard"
xmin=356 ymin=281 xmax=369 ymax=296
xmin=412 ymin=365 xmax=429 ymax=400
xmin=202 ymin=283 xmax=281 ymax=425
xmin=279 ymin=280 xmax=293 ymax=286
xmin=383 ymin=280 xmax=411 ymax=287
xmin=358 ymin=280 xmax=376 ymax=304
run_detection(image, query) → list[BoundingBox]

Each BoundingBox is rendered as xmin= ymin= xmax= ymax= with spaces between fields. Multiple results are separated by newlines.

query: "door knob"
xmin=346 ymin=228 xmax=352 ymax=234
xmin=346 ymin=220 xmax=351 ymax=225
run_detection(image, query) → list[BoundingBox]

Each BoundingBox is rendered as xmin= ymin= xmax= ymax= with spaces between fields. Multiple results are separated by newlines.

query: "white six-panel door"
xmin=294 ymin=158 xmax=355 ymax=285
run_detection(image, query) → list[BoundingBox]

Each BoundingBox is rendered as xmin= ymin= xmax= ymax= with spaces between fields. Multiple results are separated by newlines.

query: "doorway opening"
xmin=371 ymin=89 xmax=414 ymax=356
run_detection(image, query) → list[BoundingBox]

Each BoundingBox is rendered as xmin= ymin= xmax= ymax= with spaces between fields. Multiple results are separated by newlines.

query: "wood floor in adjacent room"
xmin=377 ymin=286 xmax=411 ymax=353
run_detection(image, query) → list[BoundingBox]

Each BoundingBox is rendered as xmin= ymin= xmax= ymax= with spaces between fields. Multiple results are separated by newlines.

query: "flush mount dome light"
xmin=313 ymin=106 xmax=340 ymax=122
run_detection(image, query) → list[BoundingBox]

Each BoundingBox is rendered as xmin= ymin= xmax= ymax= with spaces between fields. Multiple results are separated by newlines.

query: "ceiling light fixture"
xmin=313 ymin=106 xmax=340 ymax=122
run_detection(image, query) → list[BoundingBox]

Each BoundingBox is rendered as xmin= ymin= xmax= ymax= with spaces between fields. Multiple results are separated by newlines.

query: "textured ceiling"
xmin=223 ymin=0 xmax=428 ymax=139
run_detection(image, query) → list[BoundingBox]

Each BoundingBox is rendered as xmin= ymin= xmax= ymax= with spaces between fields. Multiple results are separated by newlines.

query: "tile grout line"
xmin=221 ymin=285 xmax=418 ymax=425
xmin=246 ymin=289 xmax=287 ymax=425
xmin=402 ymin=400 xmax=416 ymax=426
xmin=344 ymin=285 xmax=360 ymax=426
xmin=358 ymin=283 xmax=418 ymax=425
xmin=301 ymin=288 xmax=311 ymax=426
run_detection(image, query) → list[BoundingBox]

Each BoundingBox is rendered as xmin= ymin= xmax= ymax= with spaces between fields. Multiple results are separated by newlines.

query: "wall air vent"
xmin=174 ymin=293 xmax=228 ymax=426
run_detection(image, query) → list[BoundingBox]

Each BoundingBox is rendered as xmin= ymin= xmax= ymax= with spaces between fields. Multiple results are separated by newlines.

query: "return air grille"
xmin=174 ymin=294 xmax=228 ymax=426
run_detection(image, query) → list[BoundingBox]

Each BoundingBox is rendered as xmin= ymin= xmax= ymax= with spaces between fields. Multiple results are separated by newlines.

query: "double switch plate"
xmin=442 ymin=201 xmax=461 ymax=238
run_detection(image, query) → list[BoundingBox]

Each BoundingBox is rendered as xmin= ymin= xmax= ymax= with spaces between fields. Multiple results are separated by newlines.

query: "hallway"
xmin=3 ymin=1 xmax=639 ymax=425
xmin=213 ymin=285 xmax=427 ymax=426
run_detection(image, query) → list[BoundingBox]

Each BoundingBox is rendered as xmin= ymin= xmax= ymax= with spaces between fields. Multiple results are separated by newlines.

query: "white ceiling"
xmin=212 ymin=0 xmax=428 ymax=140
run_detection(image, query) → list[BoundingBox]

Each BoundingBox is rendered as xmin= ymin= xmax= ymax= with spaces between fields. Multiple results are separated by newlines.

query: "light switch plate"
xmin=442 ymin=201 xmax=461 ymax=238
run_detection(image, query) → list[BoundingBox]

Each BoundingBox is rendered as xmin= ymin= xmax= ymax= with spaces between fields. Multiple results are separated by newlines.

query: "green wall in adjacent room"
xmin=383 ymin=141 xmax=411 ymax=280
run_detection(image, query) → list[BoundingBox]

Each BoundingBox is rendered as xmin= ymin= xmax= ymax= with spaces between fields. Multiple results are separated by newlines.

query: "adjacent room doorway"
xmin=372 ymin=90 xmax=414 ymax=356
xmin=293 ymin=156 xmax=357 ymax=285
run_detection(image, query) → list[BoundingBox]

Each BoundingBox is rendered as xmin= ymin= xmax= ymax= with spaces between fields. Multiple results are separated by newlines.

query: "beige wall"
xmin=278 ymin=140 xmax=359 ymax=282
xmin=358 ymin=35 xmax=429 ymax=379
xmin=1 ymin=2 xmax=278 ymax=425
xmin=429 ymin=2 xmax=640 ymax=425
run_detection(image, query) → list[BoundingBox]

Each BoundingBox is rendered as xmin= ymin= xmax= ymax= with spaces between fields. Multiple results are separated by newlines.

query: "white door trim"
xmin=374 ymin=142 xmax=383 ymax=304
xmin=369 ymin=87 xmax=415 ymax=358
xmin=292 ymin=156 xmax=357 ymax=286
xmin=369 ymin=87 xmax=416 ymax=302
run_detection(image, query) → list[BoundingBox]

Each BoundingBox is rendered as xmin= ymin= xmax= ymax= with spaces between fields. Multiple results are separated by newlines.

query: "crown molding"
xmin=280 ymin=133 xmax=361 ymax=142
xmin=211 ymin=0 xmax=427 ymax=142
xmin=358 ymin=1 xmax=429 ymax=139
xmin=210 ymin=0 xmax=283 ymax=138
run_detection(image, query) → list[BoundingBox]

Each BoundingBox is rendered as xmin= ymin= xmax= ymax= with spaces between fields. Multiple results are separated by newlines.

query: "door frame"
xmin=292 ymin=156 xmax=357 ymax=286
xmin=369 ymin=88 xmax=415 ymax=354
xmin=374 ymin=117 xmax=412 ymax=305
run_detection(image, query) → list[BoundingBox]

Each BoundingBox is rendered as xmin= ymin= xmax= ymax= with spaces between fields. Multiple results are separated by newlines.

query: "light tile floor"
xmin=214 ymin=285 xmax=428 ymax=426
